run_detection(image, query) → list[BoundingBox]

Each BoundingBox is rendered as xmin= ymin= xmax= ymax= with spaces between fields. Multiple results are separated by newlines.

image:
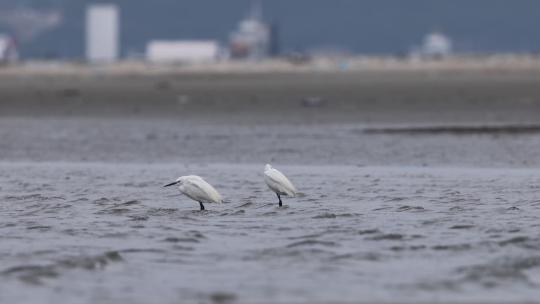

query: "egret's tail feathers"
xmin=279 ymin=189 xmax=298 ymax=197
xmin=294 ymin=192 xmax=306 ymax=198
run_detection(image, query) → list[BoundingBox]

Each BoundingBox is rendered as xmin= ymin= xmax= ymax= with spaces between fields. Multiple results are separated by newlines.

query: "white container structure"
xmin=146 ymin=40 xmax=219 ymax=63
xmin=86 ymin=4 xmax=119 ymax=63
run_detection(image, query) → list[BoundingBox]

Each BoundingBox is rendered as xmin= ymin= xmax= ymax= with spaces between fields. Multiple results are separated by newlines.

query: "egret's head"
xmin=265 ymin=164 xmax=272 ymax=171
xmin=163 ymin=177 xmax=183 ymax=187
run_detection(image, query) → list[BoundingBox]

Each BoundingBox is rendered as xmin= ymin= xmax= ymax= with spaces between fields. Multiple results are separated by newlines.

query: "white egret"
xmin=164 ymin=175 xmax=223 ymax=210
xmin=264 ymin=164 xmax=297 ymax=207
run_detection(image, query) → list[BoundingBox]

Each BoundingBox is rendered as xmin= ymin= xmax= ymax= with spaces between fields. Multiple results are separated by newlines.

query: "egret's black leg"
xmin=277 ymin=193 xmax=282 ymax=207
xmin=199 ymin=202 xmax=205 ymax=211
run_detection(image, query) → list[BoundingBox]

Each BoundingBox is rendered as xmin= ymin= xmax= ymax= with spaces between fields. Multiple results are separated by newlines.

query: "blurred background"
xmin=1 ymin=0 xmax=540 ymax=62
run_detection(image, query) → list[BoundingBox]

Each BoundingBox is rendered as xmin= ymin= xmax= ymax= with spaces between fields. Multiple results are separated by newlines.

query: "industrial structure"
xmin=0 ymin=8 xmax=62 ymax=43
xmin=86 ymin=4 xmax=119 ymax=63
xmin=414 ymin=31 xmax=453 ymax=59
xmin=229 ymin=0 xmax=271 ymax=60
xmin=143 ymin=1 xmax=276 ymax=63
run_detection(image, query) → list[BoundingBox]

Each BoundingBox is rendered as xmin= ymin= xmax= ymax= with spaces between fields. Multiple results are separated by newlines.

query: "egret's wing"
xmin=264 ymin=168 xmax=297 ymax=197
xmin=182 ymin=178 xmax=223 ymax=204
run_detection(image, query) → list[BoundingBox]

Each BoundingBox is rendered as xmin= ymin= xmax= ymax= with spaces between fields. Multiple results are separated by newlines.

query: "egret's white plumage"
xmin=264 ymin=164 xmax=297 ymax=206
xmin=164 ymin=175 xmax=222 ymax=210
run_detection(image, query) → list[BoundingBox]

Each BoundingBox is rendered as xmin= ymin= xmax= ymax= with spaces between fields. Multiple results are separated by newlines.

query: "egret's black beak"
xmin=164 ymin=181 xmax=178 ymax=187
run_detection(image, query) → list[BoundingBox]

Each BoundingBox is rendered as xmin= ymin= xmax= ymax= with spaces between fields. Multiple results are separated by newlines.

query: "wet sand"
xmin=2 ymin=69 xmax=540 ymax=167
xmin=2 ymin=69 xmax=540 ymax=125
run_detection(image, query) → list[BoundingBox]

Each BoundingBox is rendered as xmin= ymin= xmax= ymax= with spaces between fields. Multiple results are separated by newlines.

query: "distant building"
xmin=0 ymin=34 xmax=18 ymax=63
xmin=86 ymin=4 xmax=119 ymax=63
xmin=418 ymin=31 xmax=453 ymax=59
xmin=423 ymin=32 xmax=452 ymax=57
xmin=229 ymin=0 xmax=271 ymax=60
xmin=146 ymin=40 xmax=220 ymax=63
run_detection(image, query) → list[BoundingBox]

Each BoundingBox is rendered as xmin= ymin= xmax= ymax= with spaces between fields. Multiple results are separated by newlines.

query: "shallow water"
xmin=2 ymin=162 xmax=540 ymax=303
xmin=2 ymin=118 xmax=540 ymax=167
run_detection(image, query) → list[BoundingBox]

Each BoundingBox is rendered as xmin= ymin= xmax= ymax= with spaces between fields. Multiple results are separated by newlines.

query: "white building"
xmin=86 ymin=4 xmax=119 ymax=63
xmin=146 ymin=40 xmax=219 ymax=63
xmin=0 ymin=34 xmax=18 ymax=63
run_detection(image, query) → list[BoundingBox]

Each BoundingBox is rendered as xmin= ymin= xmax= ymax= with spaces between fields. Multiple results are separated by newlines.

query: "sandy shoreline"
xmin=1 ymin=64 xmax=540 ymax=125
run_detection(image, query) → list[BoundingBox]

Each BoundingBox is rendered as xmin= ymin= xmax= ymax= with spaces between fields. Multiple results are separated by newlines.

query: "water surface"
xmin=2 ymin=162 xmax=540 ymax=303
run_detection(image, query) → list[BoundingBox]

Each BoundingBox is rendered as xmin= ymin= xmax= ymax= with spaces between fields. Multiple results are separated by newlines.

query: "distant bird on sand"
xmin=264 ymin=164 xmax=297 ymax=207
xmin=164 ymin=175 xmax=223 ymax=211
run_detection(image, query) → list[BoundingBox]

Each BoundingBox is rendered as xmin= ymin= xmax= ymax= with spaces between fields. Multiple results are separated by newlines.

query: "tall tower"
xmin=249 ymin=0 xmax=263 ymax=21
xmin=86 ymin=4 xmax=119 ymax=63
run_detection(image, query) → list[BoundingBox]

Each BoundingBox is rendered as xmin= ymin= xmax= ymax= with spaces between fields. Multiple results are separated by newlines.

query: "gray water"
xmin=2 ymin=119 xmax=540 ymax=303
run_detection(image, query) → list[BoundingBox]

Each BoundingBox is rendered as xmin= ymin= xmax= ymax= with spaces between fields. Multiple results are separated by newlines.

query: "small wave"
xmin=396 ymin=205 xmax=426 ymax=212
xmin=119 ymin=248 xmax=166 ymax=254
xmin=163 ymin=237 xmax=200 ymax=243
xmin=432 ymin=244 xmax=472 ymax=251
xmin=93 ymin=197 xmax=120 ymax=205
xmin=288 ymin=233 xmax=324 ymax=240
xmin=329 ymin=252 xmax=382 ymax=262
xmin=450 ymin=224 xmax=475 ymax=230
xmin=1 ymin=265 xmax=58 ymax=285
xmin=363 ymin=124 xmax=540 ymax=135
xmin=146 ymin=208 xmax=178 ymax=216
xmin=312 ymin=212 xmax=358 ymax=219
xmin=286 ymin=240 xmax=338 ymax=248
xmin=358 ymin=229 xmax=380 ymax=235
xmin=312 ymin=213 xmax=336 ymax=219
xmin=3 ymin=194 xmax=51 ymax=202
xmin=390 ymin=245 xmax=427 ymax=252
xmin=95 ymin=208 xmax=131 ymax=215
xmin=117 ymin=200 xmax=140 ymax=206
xmin=120 ymin=182 xmax=151 ymax=188
xmin=220 ymin=210 xmax=245 ymax=216
xmin=128 ymin=215 xmax=149 ymax=221
xmin=236 ymin=202 xmax=253 ymax=208
xmin=498 ymin=236 xmax=529 ymax=246
xmin=367 ymin=233 xmax=405 ymax=241
xmin=2 ymin=251 xmax=122 ymax=285
xmin=456 ymin=256 xmax=540 ymax=287
xmin=246 ymin=247 xmax=333 ymax=260
xmin=209 ymin=292 xmax=237 ymax=304
xmin=172 ymin=245 xmax=195 ymax=251
xmin=386 ymin=197 xmax=406 ymax=202
xmin=26 ymin=225 xmax=52 ymax=231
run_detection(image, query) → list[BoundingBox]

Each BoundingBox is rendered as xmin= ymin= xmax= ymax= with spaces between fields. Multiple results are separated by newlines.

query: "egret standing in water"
xmin=164 ymin=175 xmax=223 ymax=211
xmin=264 ymin=164 xmax=297 ymax=207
